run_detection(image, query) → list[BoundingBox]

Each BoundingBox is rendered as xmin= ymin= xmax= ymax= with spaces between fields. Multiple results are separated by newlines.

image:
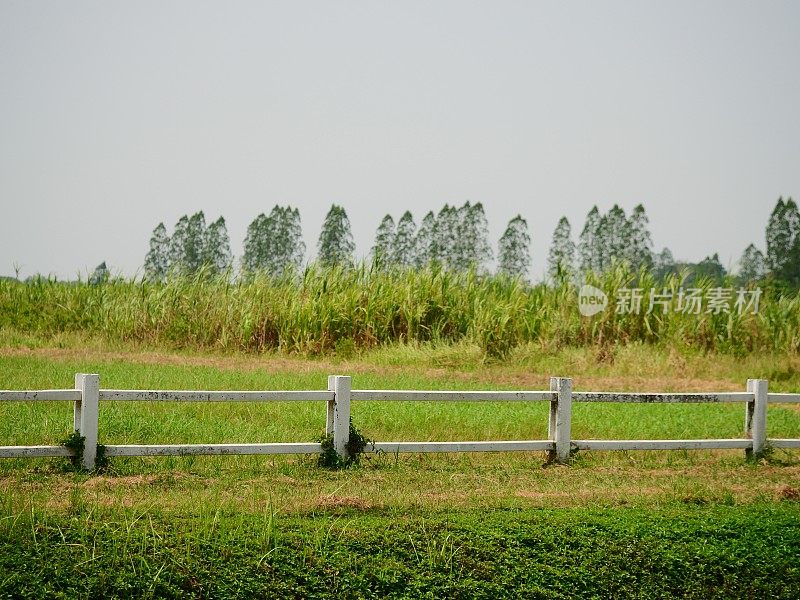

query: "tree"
xmin=738 ymin=244 xmax=766 ymax=283
xmin=89 ymin=261 xmax=108 ymax=285
xmin=599 ymin=204 xmax=628 ymax=271
xmin=242 ymin=213 xmax=270 ymax=274
xmin=168 ymin=215 xmax=190 ymax=275
xmin=317 ymin=204 xmax=355 ymax=267
xmin=579 ymin=204 xmax=650 ymax=274
xmin=766 ymin=197 xmax=800 ymax=285
xmin=579 ymin=206 xmax=601 ymax=273
xmin=144 ymin=222 xmax=170 ymax=282
xmin=498 ymin=215 xmax=531 ymax=279
xmin=371 ymin=214 xmax=395 ymax=268
xmin=625 ymin=204 xmax=654 ymax=271
xmin=414 ymin=211 xmax=436 ymax=268
xmin=431 ymin=204 xmax=458 ymax=268
xmin=242 ymin=206 xmax=305 ymax=277
xmin=694 ymin=253 xmax=726 ymax=283
xmin=204 ymin=217 xmax=232 ymax=274
xmin=168 ymin=212 xmax=208 ymax=275
xmin=278 ymin=206 xmax=305 ymax=275
xmin=453 ymin=202 xmax=492 ymax=272
xmin=184 ymin=211 xmax=208 ymax=273
xmin=393 ymin=211 xmax=417 ymax=268
xmin=652 ymin=247 xmax=676 ymax=281
xmin=164 ymin=212 xmax=234 ymax=276
xmin=547 ymin=217 xmax=575 ymax=281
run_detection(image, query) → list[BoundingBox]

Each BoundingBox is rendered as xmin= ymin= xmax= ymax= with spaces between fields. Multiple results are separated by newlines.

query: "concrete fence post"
xmin=745 ymin=378 xmax=768 ymax=459
xmin=548 ymin=377 xmax=572 ymax=464
xmin=73 ymin=373 xmax=84 ymax=433
xmin=332 ymin=375 xmax=351 ymax=461
xmin=77 ymin=373 xmax=99 ymax=470
xmin=326 ymin=375 xmax=336 ymax=436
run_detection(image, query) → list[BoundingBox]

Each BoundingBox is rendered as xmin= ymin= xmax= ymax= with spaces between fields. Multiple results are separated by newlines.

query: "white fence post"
xmin=745 ymin=379 xmax=768 ymax=458
xmin=332 ymin=375 xmax=351 ymax=460
xmin=326 ymin=375 xmax=335 ymax=436
xmin=73 ymin=373 xmax=84 ymax=433
xmin=78 ymin=374 xmax=100 ymax=470
xmin=548 ymin=377 xmax=572 ymax=464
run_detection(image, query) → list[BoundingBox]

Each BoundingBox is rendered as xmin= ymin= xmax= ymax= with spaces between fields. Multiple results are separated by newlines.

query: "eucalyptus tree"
xmin=738 ymin=243 xmax=767 ymax=283
xmin=547 ymin=216 xmax=575 ymax=281
xmin=167 ymin=215 xmax=192 ymax=275
xmin=431 ymin=204 xmax=458 ymax=267
xmin=371 ymin=214 xmax=395 ymax=268
xmin=204 ymin=217 xmax=233 ymax=275
xmin=626 ymin=204 xmax=654 ymax=272
xmin=89 ymin=261 xmax=108 ymax=286
xmin=392 ymin=211 xmax=417 ymax=268
xmin=453 ymin=202 xmax=492 ymax=272
xmin=317 ymin=204 xmax=355 ymax=267
xmin=652 ymin=247 xmax=676 ymax=281
xmin=414 ymin=211 xmax=436 ymax=268
xmin=498 ymin=215 xmax=531 ymax=279
xmin=183 ymin=211 xmax=208 ymax=273
xmin=579 ymin=206 xmax=601 ymax=274
xmin=144 ymin=222 xmax=170 ymax=282
xmin=766 ymin=197 xmax=800 ymax=285
xmin=598 ymin=204 xmax=628 ymax=271
xmin=242 ymin=206 xmax=305 ymax=277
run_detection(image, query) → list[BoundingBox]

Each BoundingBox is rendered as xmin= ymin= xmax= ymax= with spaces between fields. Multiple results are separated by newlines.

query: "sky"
xmin=1 ymin=1 xmax=798 ymax=280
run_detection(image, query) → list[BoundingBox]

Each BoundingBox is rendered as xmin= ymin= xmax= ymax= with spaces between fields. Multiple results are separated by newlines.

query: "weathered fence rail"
xmin=1 ymin=374 xmax=798 ymax=469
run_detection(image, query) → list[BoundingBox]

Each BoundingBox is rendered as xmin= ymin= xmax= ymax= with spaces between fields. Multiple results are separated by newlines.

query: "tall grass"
xmin=1 ymin=264 xmax=797 ymax=356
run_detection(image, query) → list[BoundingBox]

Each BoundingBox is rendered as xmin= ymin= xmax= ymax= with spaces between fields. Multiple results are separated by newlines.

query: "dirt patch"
xmin=77 ymin=472 xmax=213 ymax=491
xmin=777 ymin=485 xmax=800 ymax=501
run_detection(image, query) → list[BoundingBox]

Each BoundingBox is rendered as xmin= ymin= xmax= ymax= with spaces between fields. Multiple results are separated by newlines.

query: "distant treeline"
xmin=131 ymin=198 xmax=795 ymax=288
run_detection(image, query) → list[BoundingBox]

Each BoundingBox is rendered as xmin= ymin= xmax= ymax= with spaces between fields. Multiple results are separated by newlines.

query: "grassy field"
xmin=1 ymin=340 xmax=799 ymax=597
xmin=3 ymin=265 xmax=799 ymax=357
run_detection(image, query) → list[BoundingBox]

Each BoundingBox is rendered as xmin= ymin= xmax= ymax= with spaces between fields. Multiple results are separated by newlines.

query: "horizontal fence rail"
xmin=0 ymin=374 xmax=798 ymax=469
xmin=103 ymin=443 xmax=323 ymax=457
xmin=571 ymin=392 xmax=753 ymax=403
xmin=0 ymin=390 xmax=81 ymax=402
xmin=768 ymin=393 xmax=800 ymax=404
xmin=350 ymin=390 xmax=553 ymax=402
xmin=98 ymin=390 xmax=334 ymax=402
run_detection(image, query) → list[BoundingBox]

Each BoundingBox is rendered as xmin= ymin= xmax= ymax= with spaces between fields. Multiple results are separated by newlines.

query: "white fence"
xmin=1 ymin=374 xmax=799 ymax=469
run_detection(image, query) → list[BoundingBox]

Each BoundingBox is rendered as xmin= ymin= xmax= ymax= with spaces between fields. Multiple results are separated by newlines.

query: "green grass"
xmin=2 ymin=503 xmax=798 ymax=598
xmin=2 ymin=263 xmax=799 ymax=357
xmin=1 ymin=345 xmax=799 ymax=597
xmin=0 ymin=346 xmax=798 ymax=509
xmin=2 ymin=351 xmax=800 ymax=451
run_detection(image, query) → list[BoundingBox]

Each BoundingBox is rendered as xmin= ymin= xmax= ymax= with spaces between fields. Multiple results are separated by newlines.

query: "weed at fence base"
xmin=317 ymin=419 xmax=374 ymax=469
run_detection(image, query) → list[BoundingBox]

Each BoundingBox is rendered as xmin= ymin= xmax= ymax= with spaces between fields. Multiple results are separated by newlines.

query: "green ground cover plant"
xmin=1 ymin=503 xmax=798 ymax=599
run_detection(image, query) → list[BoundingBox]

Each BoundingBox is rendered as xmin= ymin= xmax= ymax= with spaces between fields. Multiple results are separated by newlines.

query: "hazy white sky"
xmin=1 ymin=1 xmax=798 ymax=280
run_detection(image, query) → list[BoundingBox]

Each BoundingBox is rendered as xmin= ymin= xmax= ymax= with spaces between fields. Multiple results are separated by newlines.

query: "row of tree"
xmin=144 ymin=203 xmax=530 ymax=281
xmin=144 ymin=213 xmax=233 ymax=282
xmin=370 ymin=203 xmax=518 ymax=274
xmin=143 ymin=197 xmax=797 ymax=286
xmin=546 ymin=204 xmax=656 ymax=281
xmin=545 ymin=197 xmax=797 ymax=285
